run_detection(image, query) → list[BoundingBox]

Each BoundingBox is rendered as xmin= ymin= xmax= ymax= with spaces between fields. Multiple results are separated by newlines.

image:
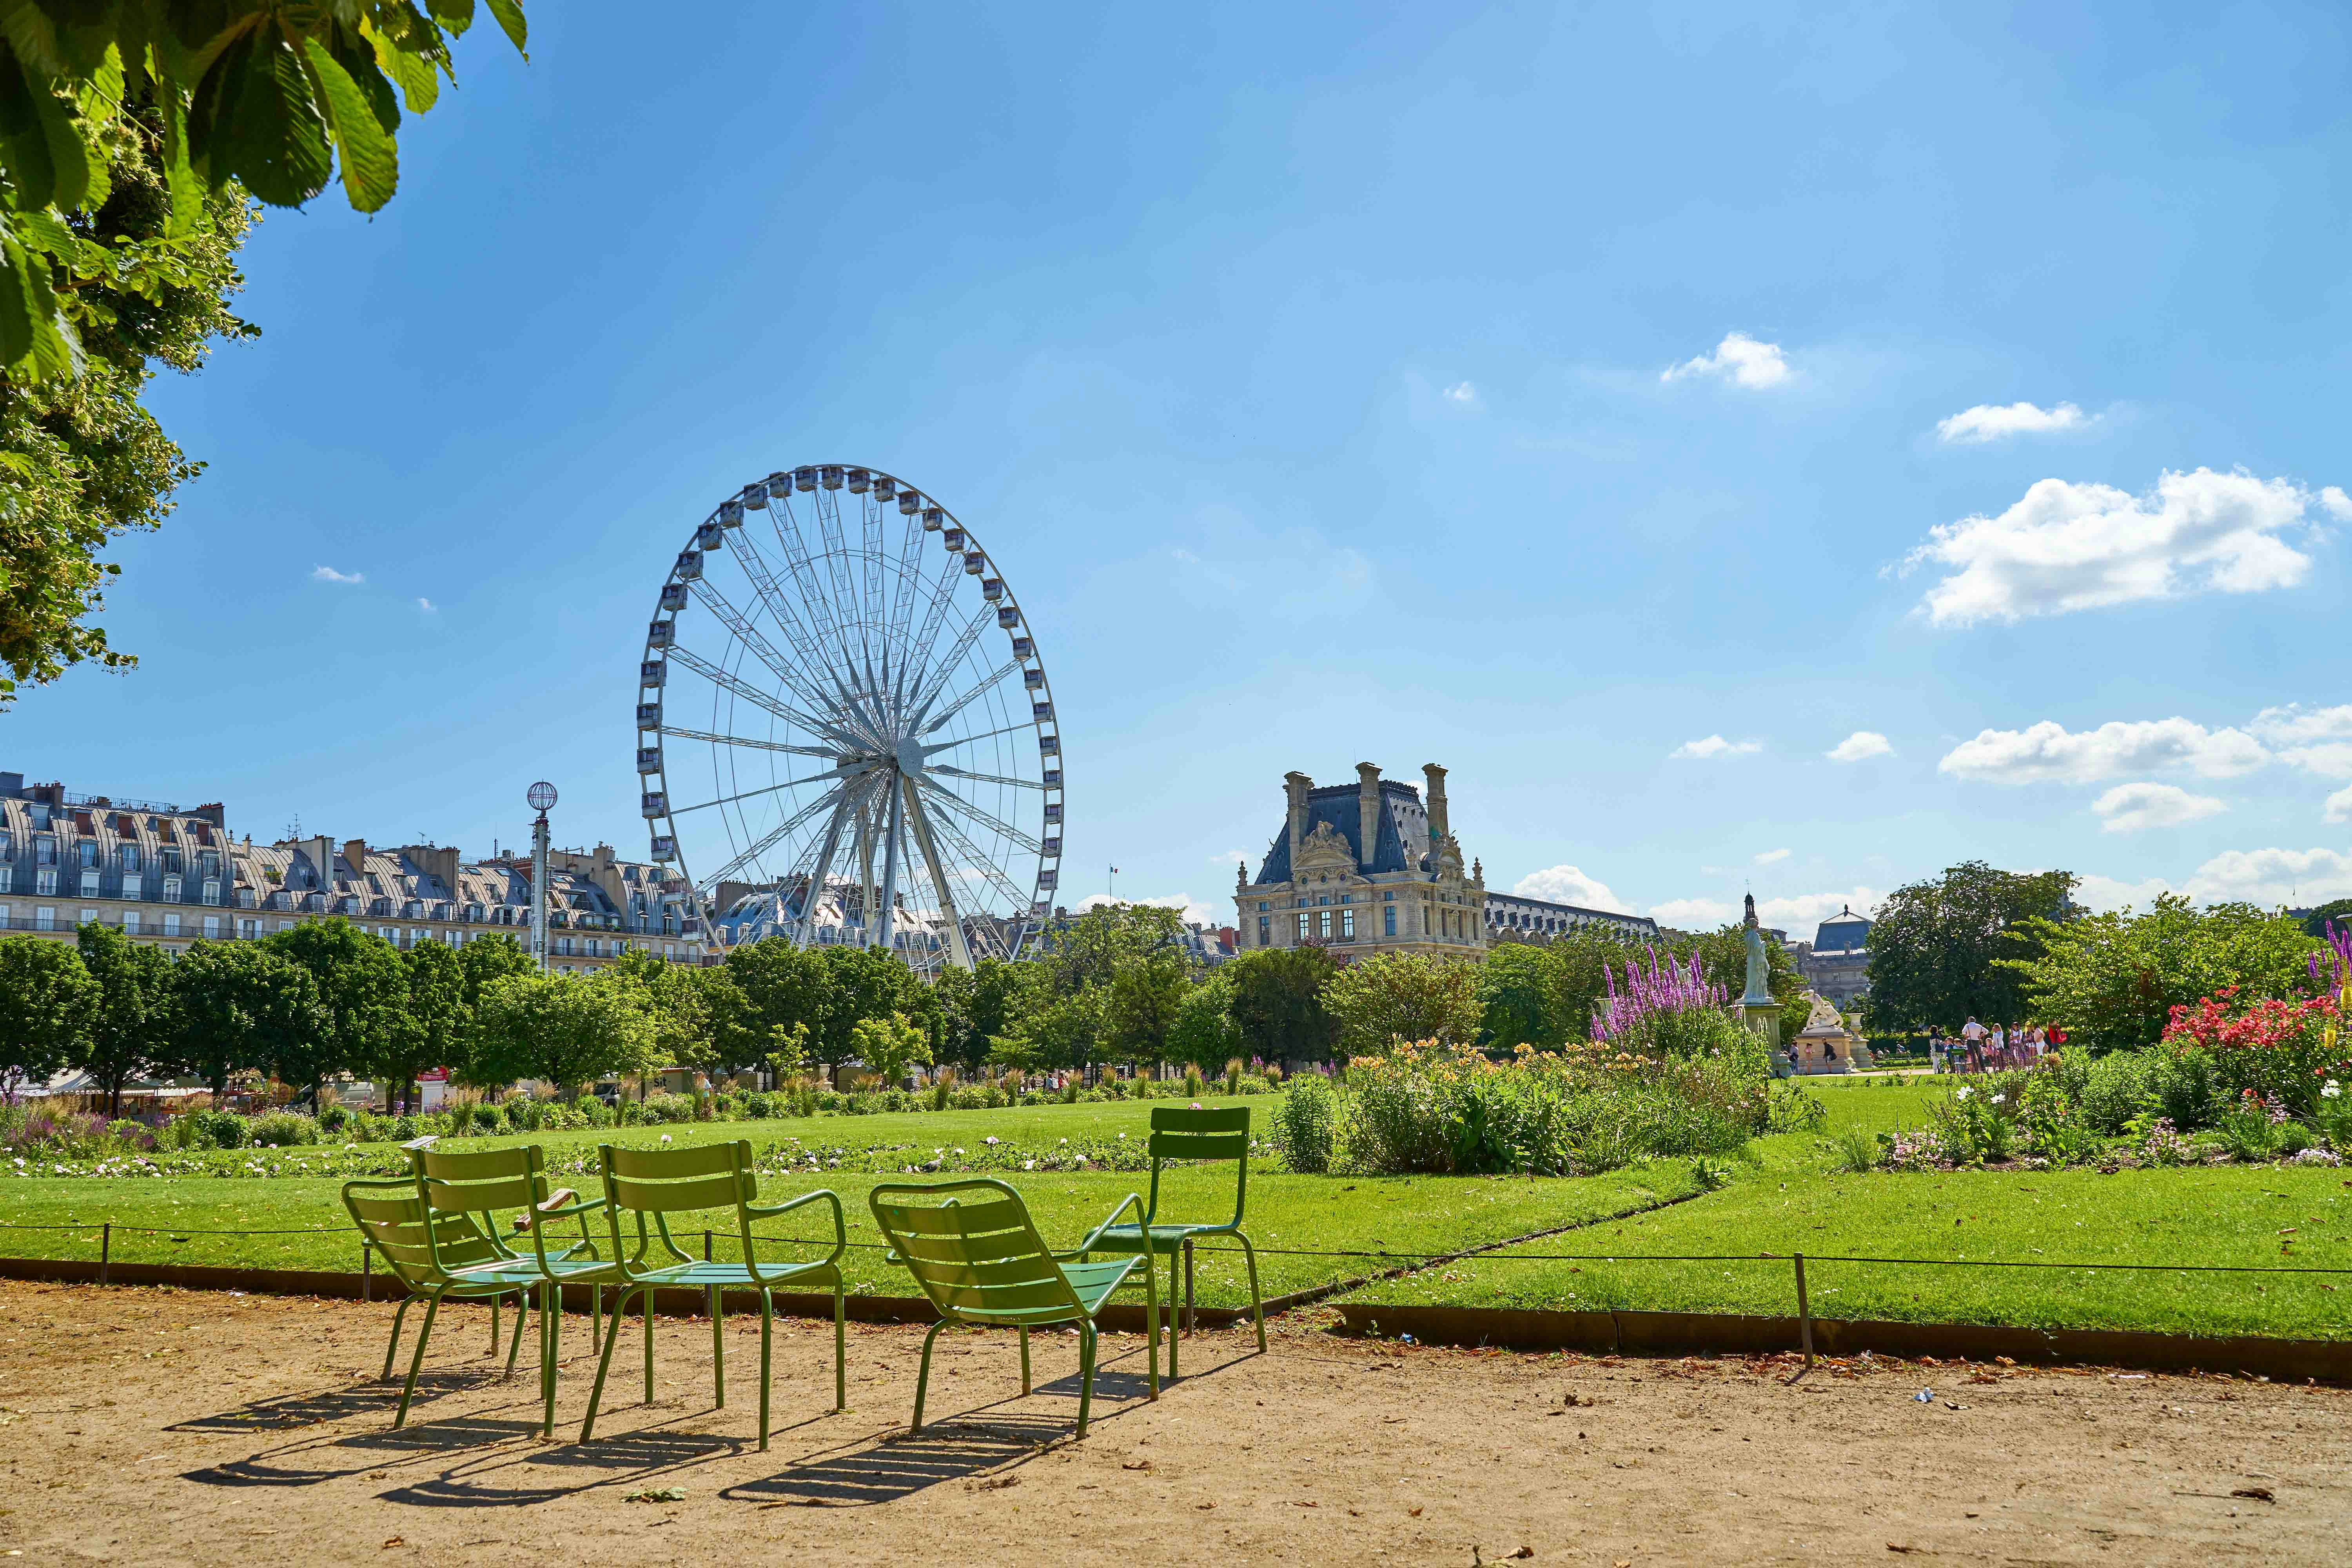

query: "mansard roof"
xmin=1254 ymin=779 xmax=1433 ymax=884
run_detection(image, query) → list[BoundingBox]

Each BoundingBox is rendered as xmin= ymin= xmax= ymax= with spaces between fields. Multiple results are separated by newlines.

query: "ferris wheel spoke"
xmin=711 ymin=526 xmax=843 ymax=704
xmin=658 ymin=726 xmax=840 ymax=762
xmin=909 ymin=605 xmax=999 ymax=719
xmin=671 ymin=762 xmax=871 ymax=818
xmin=695 ymin=778 xmax=856 ymax=889
xmin=915 ymin=776 xmax=1045 ymax=856
xmin=927 ymin=764 xmax=1046 ymax=790
xmin=668 ymin=645 xmax=860 ymax=750
xmin=917 ymin=720 xmax=1032 ymax=757
xmin=686 ymin=576 xmax=837 ymax=719
xmin=914 ymin=798 xmax=1035 ymax=910
xmin=900 ymin=551 xmax=965 ymax=705
xmin=786 ymin=781 xmax=867 ymax=946
xmin=764 ymin=497 xmax=861 ymax=678
xmin=899 ymin=781 xmax=975 ymax=970
xmin=917 ymin=658 xmax=1021 ymax=737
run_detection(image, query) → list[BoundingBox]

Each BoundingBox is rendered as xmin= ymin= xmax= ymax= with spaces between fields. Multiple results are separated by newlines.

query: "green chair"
xmin=867 ymin=1178 xmax=1159 ymax=1439
xmin=579 ymin=1140 xmax=847 ymax=1450
xmin=410 ymin=1142 xmax=616 ymax=1437
xmin=341 ymin=1178 xmax=542 ymax=1429
xmin=1080 ymin=1104 xmax=1265 ymax=1376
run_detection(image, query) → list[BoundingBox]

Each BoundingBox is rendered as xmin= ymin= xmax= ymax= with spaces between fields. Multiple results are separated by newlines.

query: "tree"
xmin=167 ymin=938 xmax=319 ymax=1098
xmin=609 ymin=947 xmax=740 ymax=1076
xmin=1321 ymin=953 xmax=1485 ymax=1056
xmin=263 ymin=917 xmax=404 ymax=1099
xmin=1225 ymin=945 xmax=1341 ymax=1063
xmin=849 ymin=1011 xmax=931 ymax=1086
xmin=380 ymin=939 xmax=465 ymax=1109
xmin=933 ymin=956 xmax=1045 ymax=1069
xmin=1165 ymin=969 xmax=1244 ymax=1071
xmin=0 ymin=6 xmax=528 ymax=702
xmin=811 ymin=945 xmax=922 ymax=1068
xmin=472 ymin=971 xmax=658 ymax=1098
xmin=2303 ymin=898 xmax=2352 ymax=941
xmin=987 ymin=986 xmax=1103 ymax=1074
xmin=1675 ymin=921 xmax=1809 ymax=1039
xmin=458 ymin=930 xmax=532 ymax=1006
xmin=1040 ymin=903 xmax=1191 ymax=996
xmin=2012 ymin=896 xmax=2324 ymax=1050
xmin=725 ymin=938 xmax=835 ymax=1067
xmin=73 ymin=918 xmax=169 ymax=1113
xmin=1477 ymin=943 xmax=1560 ymax=1049
xmin=1864 ymin=862 xmax=2078 ymax=1032
xmin=0 ymin=935 xmax=96 ymax=1093
xmin=1102 ymin=954 xmax=1189 ymax=1064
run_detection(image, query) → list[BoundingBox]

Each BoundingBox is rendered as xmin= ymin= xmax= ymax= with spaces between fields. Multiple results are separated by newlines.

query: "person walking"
xmin=1960 ymin=1015 xmax=1987 ymax=1074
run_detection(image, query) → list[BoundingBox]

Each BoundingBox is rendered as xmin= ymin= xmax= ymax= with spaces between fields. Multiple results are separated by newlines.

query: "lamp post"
xmin=527 ymin=781 xmax=557 ymax=973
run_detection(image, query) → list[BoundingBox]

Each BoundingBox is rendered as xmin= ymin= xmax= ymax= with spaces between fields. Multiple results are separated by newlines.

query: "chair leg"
xmin=541 ymin=1281 xmax=559 ymax=1439
xmin=1142 ymin=1253 xmax=1160 ymax=1399
xmin=832 ymin=1275 xmax=846 ymax=1413
xmin=395 ymin=1293 xmax=442 ymax=1430
xmin=911 ymin=1319 xmax=947 ymax=1434
xmin=1184 ymin=1238 xmax=1197 ymax=1337
xmin=504 ymin=1288 xmax=529 ymax=1377
xmin=758 ymin=1288 xmax=774 ymax=1452
xmin=1168 ymin=1247 xmax=1181 ymax=1382
xmin=1019 ymin=1326 xmax=1031 ymax=1396
xmin=581 ymin=1286 xmax=633 ymax=1443
xmin=1075 ymin=1321 xmax=1097 ymax=1439
xmin=710 ymin=1283 xmax=725 ymax=1410
xmin=489 ymin=1290 xmax=499 ymax=1359
xmin=1237 ymin=1232 xmax=1268 ymax=1353
xmin=381 ymin=1296 xmax=414 ymax=1381
xmin=643 ymin=1285 xmax=657 ymax=1406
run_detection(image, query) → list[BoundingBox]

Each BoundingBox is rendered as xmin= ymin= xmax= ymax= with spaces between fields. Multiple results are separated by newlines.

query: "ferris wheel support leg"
xmin=790 ymin=784 xmax=861 ymax=951
xmin=875 ymin=772 xmax=905 ymax=956
xmin=902 ymin=779 xmax=974 ymax=971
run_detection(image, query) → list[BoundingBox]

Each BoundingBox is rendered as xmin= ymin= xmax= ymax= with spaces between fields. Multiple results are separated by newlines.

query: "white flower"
xmin=1117 ymin=1131 xmax=1127 ymax=1140
xmin=1955 ymin=1087 xmax=1972 ymax=1101
xmin=984 ymin=1135 xmax=1000 ymax=1145
xmin=1059 ymin=1137 xmax=1068 ymax=1145
xmin=659 ymin=1132 xmax=672 ymax=1144
xmin=2326 ymin=1080 xmax=2343 ymax=1100
xmin=953 ymin=1147 xmax=965 ymax=1156
xmin=1991 ymin=1093 xmax=2006 ymax=1105
xmin=1022 ymin=1160 xmax=1035 ymax=1171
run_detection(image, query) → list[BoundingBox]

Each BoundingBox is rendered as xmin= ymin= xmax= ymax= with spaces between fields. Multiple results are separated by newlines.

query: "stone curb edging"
xmin=1330 ymin=1301 xmax=2352 ymax=1382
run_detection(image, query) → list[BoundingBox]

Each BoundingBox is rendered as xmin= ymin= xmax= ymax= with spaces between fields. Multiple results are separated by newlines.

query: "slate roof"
xmin=1253 ymin=780 xmax=1434 ymax=884
xmin=1812 ymin=905 xmax=1872 ymax=954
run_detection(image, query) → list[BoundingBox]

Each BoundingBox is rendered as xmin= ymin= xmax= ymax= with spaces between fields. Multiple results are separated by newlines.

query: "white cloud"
xmin=1934 ymin=401 xmax=2091 ymax=445
xmin=1207 ymin=848 xmax=1250 ymax=867
xmin=416 ymin=597 xmax=437 ymax=613
xmin=2325 ymin=786 xmax=2352 ymax=825
xmin=1671 ymin=735 xmax=1763 ymax=760
xmin=1648 ymin=896 xmax=1737 ymax=928
xmin=1753 ymin=848 xmax=1791 ymax=865
xmin=1938 ymin=718 xmax=2269 ymax=785
xmin=1758 ymin=889 xmax=1883 ymax=932
xmin=2091 ymin=782 xmax=2228 ymax=833
xmin=1660 ymin=331 xmax=1791 ymax=390
xmin=2249 ymin=704 xmax=2352 ymax=778
xmin=312 ymin=565 xmax=365 ymax=584
xmin=1075 ymin=891 xmax=1220 ymax=927
xmin=1901 ymin=468 xmax=2327 ymax=628
xmin=1826 ymin=730 xmax=1892 ymax=763
xmin=2075 ymin=847 xmax=2352 ymax=912
xmin=2074 ymin=873 xmax=2172 ymax=913
xmin=1442 ymin=381 xmax=1477 ymax=404
xmin=1514 ymin=865 xmax=1625 ymax=911
xmin=2325 ymin=486 xmax=2352 ymax=521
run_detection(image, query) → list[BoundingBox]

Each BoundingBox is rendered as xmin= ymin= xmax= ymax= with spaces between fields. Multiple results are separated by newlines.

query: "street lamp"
xmin=527 ymin=782 xmax=556 ymax=972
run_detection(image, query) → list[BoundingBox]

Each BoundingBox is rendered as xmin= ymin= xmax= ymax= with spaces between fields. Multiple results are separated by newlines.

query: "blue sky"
xmin=13 ymin=2 xmax=2352 ymax=936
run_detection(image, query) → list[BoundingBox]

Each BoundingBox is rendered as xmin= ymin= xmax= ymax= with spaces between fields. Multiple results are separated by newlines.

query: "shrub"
xmin=1766 ymin=1080 xmax=1828 ymax=1134
xmin=191 ymin=1109 xmax=249 ymax=1149
xmin=1181 ymin=1065 xmax=1205 ymax=1101
xmin=1827 ymin=1126 xmax=1880 ymax=1171
xmin=317 ymin=1105 xmax=353 ymax=1135
xmin=2161 ymin=990 xmax=2339 ymax=1118
xmin=472 ymin=1102 xmax=506 ymax=1135
xmin=2140 ymin=1117 xmax=2194 ymax=1166
xmin=2078 ymin=1050 xmax=2156 ymax=1135
xmin=2016 ymin=1069 xmax=2097 ymax=1167
xmin=1224 ymin=1059 xmax=1245 ymax=1096
xmin=1274 ymin=1075 xmax=1339 ymax=1174
xmin=249 ymin=1111 xmax=316 ymax=1148
xmin=2147 ymin=1048 xmax=2223 ymax=1132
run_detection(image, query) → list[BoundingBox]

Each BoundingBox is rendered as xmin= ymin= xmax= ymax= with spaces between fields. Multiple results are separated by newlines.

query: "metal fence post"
xmin=98 ymin=1223 xmax=110 ymax=1287
xmin=1794 ymin=1252 xmax=1814 ymax=1368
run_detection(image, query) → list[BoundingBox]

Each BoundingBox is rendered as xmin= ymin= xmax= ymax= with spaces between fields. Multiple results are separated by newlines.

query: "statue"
xmin=1739 ymin=893 xmax=1786 ymax=1061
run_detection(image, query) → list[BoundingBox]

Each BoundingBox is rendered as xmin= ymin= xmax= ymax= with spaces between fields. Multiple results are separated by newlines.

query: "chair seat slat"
xmin=608 ymin=1171 xmax=744 ymax=1214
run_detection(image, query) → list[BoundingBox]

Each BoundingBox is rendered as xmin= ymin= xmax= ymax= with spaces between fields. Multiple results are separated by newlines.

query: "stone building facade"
xmin=0 ymin=774 xmax=707 ymax=971
xmin=1234 ymin=763 xmax=1488 ymax=957
xmin=1800 ymin=904 xmax=1872 ymax=1008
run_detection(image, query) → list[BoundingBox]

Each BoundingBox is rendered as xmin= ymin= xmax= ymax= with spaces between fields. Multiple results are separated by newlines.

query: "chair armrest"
xmin=1071 ymin=1192 xmax=1151 ymax=1256
xmin=514 ymin=1194 xmax=603 ymax=1230
xmin=743 ymin=1187 xmax=848 ymax=1273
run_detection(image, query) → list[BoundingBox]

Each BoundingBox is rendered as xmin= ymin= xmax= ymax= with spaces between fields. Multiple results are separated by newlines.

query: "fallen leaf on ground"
xmin=1887 ymin=1545 xmax=1918 ymax=1554
xmin=974 ymin=1475 xmax=1019 ymax=1492
xmin=381 ymin=1541 xmax=403 ymax=1551
xmin=2232 ymin=1486 xmax=2275 ymax=1503
xmin=1122 ymin=1460 xmax=1152 ymax=1471
xmin=622 ymin=1487 xmax=686 ymax=1504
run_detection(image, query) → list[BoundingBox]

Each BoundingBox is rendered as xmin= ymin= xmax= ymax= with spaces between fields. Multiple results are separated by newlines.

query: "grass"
xmin=9 ymin=1073 xmax=2351 ymax=1338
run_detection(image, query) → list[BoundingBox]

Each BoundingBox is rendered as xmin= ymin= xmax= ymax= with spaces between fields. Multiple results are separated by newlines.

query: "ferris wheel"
xmin=635 ymin=465 xmax=1063 ymax=972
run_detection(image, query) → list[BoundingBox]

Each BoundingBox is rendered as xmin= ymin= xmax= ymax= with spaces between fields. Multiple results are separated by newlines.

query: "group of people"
xmin=1929 ymin=1016 xmax=2063 ymax=1074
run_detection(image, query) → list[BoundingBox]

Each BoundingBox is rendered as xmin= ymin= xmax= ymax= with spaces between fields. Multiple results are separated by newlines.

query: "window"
xmin=1317 ymin=909 xmax=1332 ymax=939
xmin=0 ymin=904 xmax=8 ymax=927
xmin=121 ymin=873 xmax=142 ymax=900
xmin=80 ymin=869 xmax=99 ymax=896
xmin=163 ymin=913 xmax=180 ymax=936
xmin=36 ymin=907 xmax=55 ymax=931
xmin=34 ymin=835 xmax=56 ymax=865
xmin=203 ymin=916 xmax=220 ymax=938
xmin=78 ymin=907 xmax=98 ymax=926
xmin=1341 ymin=909 xmax=1355 ymax=940
xmin=117 ymin=844 xmax=141 ymax=873
xmin=1295 ymin=912 xmax=1309 ymax=941
xmin=160 ymin=848 xmax=180 ymax=874
xmin=1316 ymin=896 xmax=1328 ymax=907
xmin=201 ymin=878 xmax=221 ymax=905
xmin=77 ymin=840 xmax=97 ymax=868
xmin=1256 ymin=916 xmax=1270 ymax=946
xmin=162 ymin=874 xmax=181 ymax=902
xmin=239 ymin=919 xmax=259 ymax=939
xmin=1257 ymin=901 xmax=1269 ymax=912
xmin=0 ymin=866 xmax=9 ymax=893
xmin=123 ymin=911 xmax=140 ymax=934
xmin=1384 ymin=906 xmax=1397 ymax=938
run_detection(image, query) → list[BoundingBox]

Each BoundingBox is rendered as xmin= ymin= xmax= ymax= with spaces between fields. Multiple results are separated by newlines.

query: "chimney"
xmin=303 ymin=836 xmax=334 ymax=895
xmin=398 ymin=844 xmax=461 ymax=900
xmin=1283 ymin=771 xmax=1312 ymax=875
xmin=1422 ymin=763 xmax=1450 ymax=846
xmin=1355 ymin=762 xmax=1381 ymax=872
xmin=342 ymin=838 xmax=368 ymax=882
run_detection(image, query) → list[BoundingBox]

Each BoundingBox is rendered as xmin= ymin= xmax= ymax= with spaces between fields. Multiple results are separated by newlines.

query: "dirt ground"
xmin=0 ymin=1281 xmax=2345 ymax=1565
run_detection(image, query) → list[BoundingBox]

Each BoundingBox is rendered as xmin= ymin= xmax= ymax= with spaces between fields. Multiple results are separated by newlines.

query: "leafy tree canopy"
xmin=73 ymin=916 xmax=169 ymax=1111
xmin=1864 ymin=861 xmax=2077 ymax=1032
xmin=2011 ymin=895 xmax=2324 ymax=1050
xmin=1322 ymin=952 xmax=1484 ymax=1056
xmin=1225 ymin=944 xmax=1341 ymax=1062
xmin=0 ymin=933 xmax=96 ymax=1089
xmin=168 ymin=936 xmax=320 ymax=1096
xmin=1037 ymin=902 xmax=1192 ymax=996
xmin=472 ymin=969 xmax=656 ymax=1097
xmin=262 ymin=916 xmax=405 ymax=1094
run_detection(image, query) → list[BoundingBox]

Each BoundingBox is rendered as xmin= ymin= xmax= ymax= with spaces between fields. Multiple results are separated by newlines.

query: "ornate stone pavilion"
xmin=1233 ymin=763 xmax=1487 ymax=958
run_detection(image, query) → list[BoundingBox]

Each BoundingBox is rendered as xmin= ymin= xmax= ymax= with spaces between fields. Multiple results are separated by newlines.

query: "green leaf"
xmin=215 ymin=25 xmax=333 ymax=207
xmin=427 ymin=0 xmax=477 ymax=38
xmin=326 ymin=27 xmax=401 ymax=133
xmin=300 ymin=36 xmax=397 ymax=212
xmin=156 ymin=83 xmax=203 ymax=236
xmin=0 ymin=233 xmax=82 ymax=381
xmin=482 ymin=0 xmax=528 ymax=56
xmin=25 ymin=56 xmax=93 ymax=209
xmin=373 ymin=31 xmax=440 ymax=114
xmin=12 ymin=206 xmax=73 ymax=255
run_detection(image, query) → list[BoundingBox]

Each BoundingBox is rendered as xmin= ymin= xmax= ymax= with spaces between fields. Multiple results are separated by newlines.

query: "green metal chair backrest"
xmin=1143 ymin=1104 xmax=1252 ymax=1227
xmin=595 ymin=1140 xmax=791 ymax=1285
xmin=342 ymin=1177 xmax=504 ymax=1292
xmin=410 ymin=1141 xmax=571 ymax=1275
xmin=867 ymin=1178 xmax=1086 ymax=1326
